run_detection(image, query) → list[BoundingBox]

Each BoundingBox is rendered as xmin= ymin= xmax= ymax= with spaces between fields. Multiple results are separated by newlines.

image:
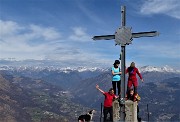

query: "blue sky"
xmin=0 ymin=0 xmax=180 ymax=69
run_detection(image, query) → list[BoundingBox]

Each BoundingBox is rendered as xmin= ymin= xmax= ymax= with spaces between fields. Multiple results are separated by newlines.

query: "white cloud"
xmin=0 ymin=20 xmax=112 ymax=67
xmin=0 ymin=20 xmax=24 ymax=36
xmin=140 ymin=0 xmax=180 ymax=19
xmin=29 ymin=25 xmax=61 ymax=41
xmin=0 ymin=20 xmax=62 ymax=60
xmin=69 ymin=27 xmax=91 ymax=42
xmin=127 ymin=40 xmax=180 ymax=59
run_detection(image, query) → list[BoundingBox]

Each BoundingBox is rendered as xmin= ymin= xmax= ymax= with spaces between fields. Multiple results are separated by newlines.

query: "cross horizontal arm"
xmin=92 ymin=35 xmax=115 ymax=40
xmin=132 ymin=31 xmax=159 ymax=38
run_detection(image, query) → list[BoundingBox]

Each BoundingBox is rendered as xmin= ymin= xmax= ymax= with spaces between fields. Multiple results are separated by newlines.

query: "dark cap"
xmin=114 ymin=60 xmax=120 ymax=65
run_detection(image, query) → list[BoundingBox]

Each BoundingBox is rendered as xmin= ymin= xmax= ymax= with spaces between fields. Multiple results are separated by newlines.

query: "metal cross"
xmin=92 ymin=6 xmax=159 ymax=121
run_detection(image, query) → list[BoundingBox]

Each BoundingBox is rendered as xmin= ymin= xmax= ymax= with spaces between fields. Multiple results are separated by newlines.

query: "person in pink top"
xmin=126 ymin=62 xmax=144 ymax=101
xmin=96 ymin=84 xmax=118 ymax=122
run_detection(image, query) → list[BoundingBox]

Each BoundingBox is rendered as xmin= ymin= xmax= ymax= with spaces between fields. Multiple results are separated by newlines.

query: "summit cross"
xmin=92 ymin=6 xmax=159 ymax=121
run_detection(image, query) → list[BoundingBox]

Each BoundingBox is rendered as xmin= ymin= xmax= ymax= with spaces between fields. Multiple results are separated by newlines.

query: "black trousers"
xmin=137 ymin=105 xmax=141 ymax=122
xmin=112 ymin=81 xmax=121 ymax=95
xmin=103 ymin=107 xmax=113 ymax=122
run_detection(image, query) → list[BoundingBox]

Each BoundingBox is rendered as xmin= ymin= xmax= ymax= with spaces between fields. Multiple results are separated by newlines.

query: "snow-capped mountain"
xmin=0 ymin=59 xmax=179 ymax=73
xmin=0 ymin=65 xmax=109 ymax=73
xmin=0 ymin=65 xmax=179 ymax=73
xmin=60 ymin=66 xmax=109 ymax=73
xmin=140 ymin=65 xmax=180 ymax=73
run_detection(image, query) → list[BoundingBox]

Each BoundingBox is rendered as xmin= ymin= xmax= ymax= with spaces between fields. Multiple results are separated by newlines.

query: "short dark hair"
xmin=113 ymin=60 xmax=120 ymax=68
xmin=114 ymin=60 xmax=120 ymax=65
xmin=109 ymin=88 xmax=113 ymax=91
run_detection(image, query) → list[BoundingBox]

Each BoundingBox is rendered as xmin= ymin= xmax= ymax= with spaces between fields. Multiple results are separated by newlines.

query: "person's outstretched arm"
xmin=96 ymin=84 xmax=105 ymax=94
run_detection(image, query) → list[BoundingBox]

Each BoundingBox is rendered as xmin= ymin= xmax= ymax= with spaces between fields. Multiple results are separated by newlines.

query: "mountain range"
xmin=0 ymin=64 xmax=179 ymax=73
xmin=0 ymin=64 xmax=180 ymax=121
xmin=0 ymin=72 xmax=93 ymax=122
xmin=73 ymin=76 xmax=180 ymax=121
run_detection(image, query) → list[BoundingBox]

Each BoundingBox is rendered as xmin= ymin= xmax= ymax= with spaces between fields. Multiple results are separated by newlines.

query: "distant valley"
xmin=0 ymin=72 xmax=91 ymax=122
xmin=0 ymin=65 xmax=180 ymax=121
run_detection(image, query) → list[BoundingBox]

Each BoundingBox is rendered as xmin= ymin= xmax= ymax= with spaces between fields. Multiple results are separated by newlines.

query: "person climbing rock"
xmin=126 ymin=62 xmax=144 ymax=101
xmin=126 ymin=89 xmax=141 ymax=122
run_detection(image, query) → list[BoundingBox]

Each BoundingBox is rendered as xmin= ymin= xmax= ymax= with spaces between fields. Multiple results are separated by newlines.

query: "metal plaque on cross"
xmin=92 ymin=5 xmax=159 ymax=121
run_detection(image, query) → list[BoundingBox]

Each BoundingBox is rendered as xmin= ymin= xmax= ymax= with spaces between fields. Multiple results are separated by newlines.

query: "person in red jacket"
xmin=126 ymin=89 xmax=141 ymax=122
xmin=126 ymin=62 xmax=144 ymax=101
xmin=96 ymin=84 xmax=118 ymax=122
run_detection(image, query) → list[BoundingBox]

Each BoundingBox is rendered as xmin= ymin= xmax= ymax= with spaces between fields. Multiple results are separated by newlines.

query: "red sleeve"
xmin=125 ymin=68 xmax=129 ymax=74
xmin=103 ymin=92 xmax=107 ymax=96
xmin=136 ymin=68 xmax=142 ymax=79
xmin=113 ymin=94 xmax=116 ymax=99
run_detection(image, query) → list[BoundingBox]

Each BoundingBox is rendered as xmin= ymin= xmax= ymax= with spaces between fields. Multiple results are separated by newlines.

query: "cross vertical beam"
xmin=120 ymin=6 xmax=126 ymax=121
xmin=92 ymin=4 xmax=159 ymax=122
